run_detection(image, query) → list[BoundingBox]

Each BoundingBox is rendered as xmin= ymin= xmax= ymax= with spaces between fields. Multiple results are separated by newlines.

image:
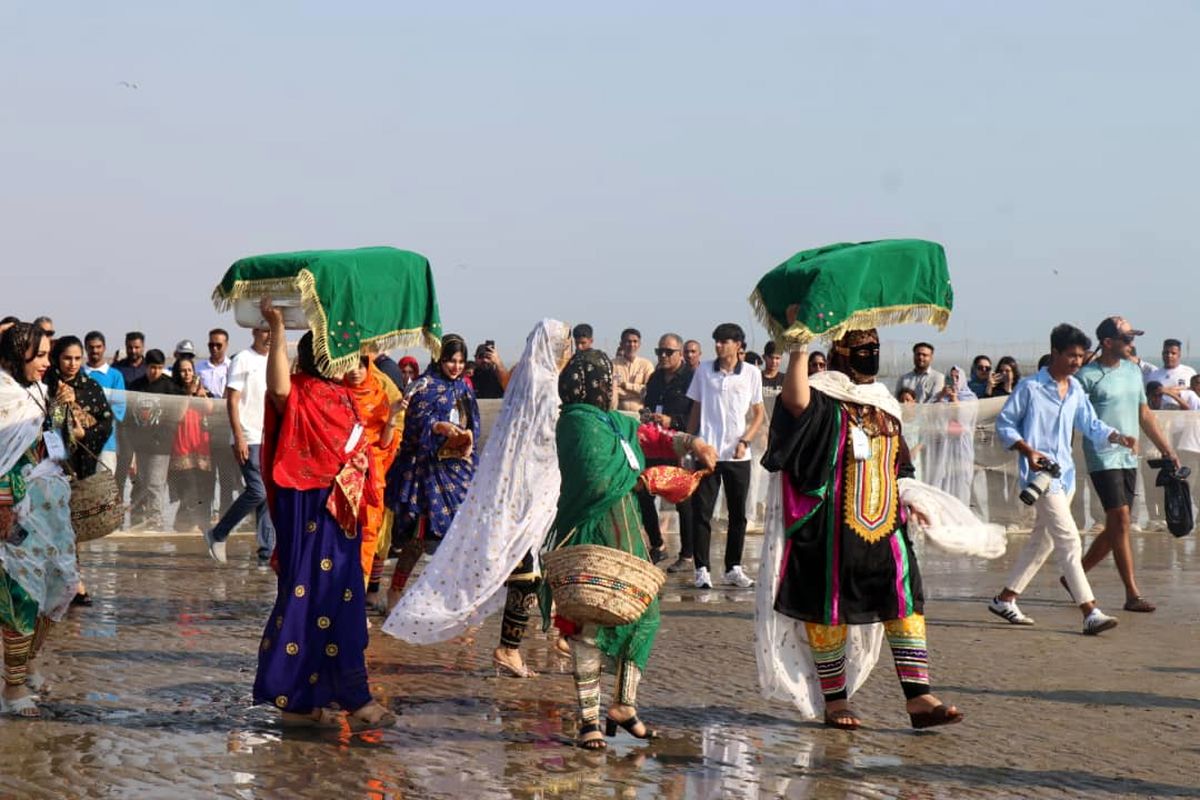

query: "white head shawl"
xmin=382 ymin=319 xmax=572 ymax=644
xmin=0 ymin=369 xmax=45 ymax=475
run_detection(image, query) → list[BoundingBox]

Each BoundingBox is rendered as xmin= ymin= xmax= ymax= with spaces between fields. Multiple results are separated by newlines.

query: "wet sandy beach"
xmin=2 ymin=528 xmax=1198 ymax=799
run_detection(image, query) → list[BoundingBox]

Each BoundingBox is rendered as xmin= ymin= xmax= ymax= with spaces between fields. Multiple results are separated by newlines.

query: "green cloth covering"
xmin=751 ymin=239 xmax=953 ymax=346
xmin=540 ymin=405 xmax=660 ymax=670
xmin=213 ymin=246 xmax=443 ymax=378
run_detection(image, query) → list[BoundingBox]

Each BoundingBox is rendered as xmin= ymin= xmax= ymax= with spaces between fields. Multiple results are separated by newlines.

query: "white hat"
xmin=175 ymin=339 xmax=196 ymax=356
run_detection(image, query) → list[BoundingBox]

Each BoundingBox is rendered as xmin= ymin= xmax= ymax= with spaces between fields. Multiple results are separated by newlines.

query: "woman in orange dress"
xmin=342 ymin=355 xmax=402 ymax=592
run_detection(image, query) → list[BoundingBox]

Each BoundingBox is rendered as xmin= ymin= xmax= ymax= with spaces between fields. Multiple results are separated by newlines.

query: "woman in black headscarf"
xmin=46 ymin=336 xmax=114 ymax=480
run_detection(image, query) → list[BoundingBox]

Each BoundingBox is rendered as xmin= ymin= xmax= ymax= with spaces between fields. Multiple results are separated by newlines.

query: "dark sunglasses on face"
xmin=978 ymin=365 xmax=992 ymax=372
xmin=41 ymin=329 xmax=55 ymax=337
xmin=654 ymin=348 xmax=679 ymax=357
xmin=208 ymin=341 xmax=224 ymax=349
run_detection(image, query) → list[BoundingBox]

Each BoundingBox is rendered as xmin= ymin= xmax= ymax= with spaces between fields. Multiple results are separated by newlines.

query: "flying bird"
xmin=117 ymin=81 xmax=139 ymax=90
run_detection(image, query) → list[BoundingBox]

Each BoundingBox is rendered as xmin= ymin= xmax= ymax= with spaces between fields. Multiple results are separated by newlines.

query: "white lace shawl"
xmin=382 ymin=319 xmax=571 ymax=644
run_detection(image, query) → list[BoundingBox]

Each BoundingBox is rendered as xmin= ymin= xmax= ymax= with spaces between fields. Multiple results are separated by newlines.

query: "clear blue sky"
xmin=3 ymin=2 xmax=1197 ymax=362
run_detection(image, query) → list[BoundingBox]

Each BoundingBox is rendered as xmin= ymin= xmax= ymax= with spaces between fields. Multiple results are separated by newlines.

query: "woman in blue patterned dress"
xmin=385 ymin=335 xmax=480 ymax=607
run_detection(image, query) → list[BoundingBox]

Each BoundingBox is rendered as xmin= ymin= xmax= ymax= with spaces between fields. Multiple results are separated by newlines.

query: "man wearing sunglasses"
xmin=1075 ymin=316 xmax=1178 ymax=613
xmin=640 ymin=333 xmax=696 ymax=567
xmin=205 ymin=322 xmax=276 ymax=566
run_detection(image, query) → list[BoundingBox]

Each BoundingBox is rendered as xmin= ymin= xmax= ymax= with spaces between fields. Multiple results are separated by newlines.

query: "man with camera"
xmin=472 ymin=340 xmax=508 ymax=400
xmin=1075 ymin=317 xmax=1178 ymax=613
xmin=988 ymin=324 xmax=1136 ymax=635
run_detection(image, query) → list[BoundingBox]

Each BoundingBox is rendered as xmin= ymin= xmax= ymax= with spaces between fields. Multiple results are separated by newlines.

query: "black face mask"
xmin=848 ymin=346 xmax=880 ymax=377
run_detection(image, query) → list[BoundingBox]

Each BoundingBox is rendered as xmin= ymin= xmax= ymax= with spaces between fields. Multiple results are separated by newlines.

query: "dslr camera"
xmin=1020 ymin=458 xmax=1063 ymax=505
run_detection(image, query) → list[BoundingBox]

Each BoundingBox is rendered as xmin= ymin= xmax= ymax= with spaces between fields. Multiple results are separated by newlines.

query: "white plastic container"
xmin=233 ymin=295 xmax=310 ymax=330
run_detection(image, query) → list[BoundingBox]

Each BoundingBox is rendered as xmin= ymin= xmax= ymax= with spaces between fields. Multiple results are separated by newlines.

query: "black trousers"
xmin=691 ymin=460 xmax=751 ymax=572
xmin=635 ymin=488 xmax=695 ymax=555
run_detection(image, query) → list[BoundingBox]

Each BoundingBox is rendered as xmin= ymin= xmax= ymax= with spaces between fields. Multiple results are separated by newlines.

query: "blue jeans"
xmin=211 ymin=444 xmax=275 ymax=555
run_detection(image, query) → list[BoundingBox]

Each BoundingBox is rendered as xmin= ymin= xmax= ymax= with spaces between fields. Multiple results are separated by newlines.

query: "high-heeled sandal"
xmin=577 ymin=721 xmax=608 ymax=749
xmin=605 ymin=714 xmax=659 ymax=739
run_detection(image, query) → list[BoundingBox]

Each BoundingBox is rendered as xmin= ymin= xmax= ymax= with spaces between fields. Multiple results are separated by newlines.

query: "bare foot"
xmin=554 ymin=637 xmax=572 ymax=657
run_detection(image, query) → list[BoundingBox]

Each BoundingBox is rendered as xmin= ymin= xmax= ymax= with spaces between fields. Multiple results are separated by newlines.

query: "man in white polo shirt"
xmin=686 ymin=323 xmax=766 ymax=589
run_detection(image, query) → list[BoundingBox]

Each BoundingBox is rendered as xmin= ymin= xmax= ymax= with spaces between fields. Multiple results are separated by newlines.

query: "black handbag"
xmin=1149 ymin=459 xmax=1194 ymax=538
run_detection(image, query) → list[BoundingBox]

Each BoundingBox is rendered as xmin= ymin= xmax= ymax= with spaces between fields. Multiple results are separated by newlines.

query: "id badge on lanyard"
xmin=850 ymin=426 xmax=871 ymax=462
xmin=620 ymin=439 xmax=641 ymax=471
xmin=44 ymin=429 xmax=68 ymax=461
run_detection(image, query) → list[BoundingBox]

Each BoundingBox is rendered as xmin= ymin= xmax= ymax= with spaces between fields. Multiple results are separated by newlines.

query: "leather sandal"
xmin=605 ymin=714 xmax=659 ymax=739
xmin=823 ymin=708 xmax=861 ymax=730
xmin=1123 ymin=596 xmax=1156 ymax=612
xmin=577 ymin=721 xmax=608 ymax=749
xmin=909 ymin=704 xmax=963 ymax=730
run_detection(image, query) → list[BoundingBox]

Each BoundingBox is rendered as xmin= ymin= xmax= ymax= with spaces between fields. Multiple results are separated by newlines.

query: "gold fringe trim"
xmin=749 ymin=289 xmax=950 ymax=347
xmin=212 ymin=270 xmax=442 ymax=378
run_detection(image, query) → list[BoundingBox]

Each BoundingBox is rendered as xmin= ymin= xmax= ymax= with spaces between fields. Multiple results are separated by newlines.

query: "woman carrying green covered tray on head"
xmin=541 ymin=349 xmax=717 ymax=750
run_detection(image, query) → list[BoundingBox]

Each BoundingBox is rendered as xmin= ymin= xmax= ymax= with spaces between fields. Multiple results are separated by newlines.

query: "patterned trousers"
xmin=804 ymin=614 xmax=931 ymax=702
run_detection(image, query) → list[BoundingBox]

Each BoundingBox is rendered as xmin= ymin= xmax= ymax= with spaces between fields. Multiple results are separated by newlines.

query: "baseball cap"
xmin=1096 ymin=316 xmax=1145 ymax=341
xmin=174 ymin=339 xmax=196 ymax=356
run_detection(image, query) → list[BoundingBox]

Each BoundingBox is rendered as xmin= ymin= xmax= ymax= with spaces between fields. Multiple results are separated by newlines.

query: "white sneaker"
xmin=694 ymin=567 xmax=713 ymax=589
xmin=724 ymin=565 xmax=755 ymax=588
xmin=987 ymin=595 xmax=1034 ymax=626
xmin=204 ymin=528 xmax=227 ymax=564
xmin=1083 ymin=609 xmax=1119 ymax=636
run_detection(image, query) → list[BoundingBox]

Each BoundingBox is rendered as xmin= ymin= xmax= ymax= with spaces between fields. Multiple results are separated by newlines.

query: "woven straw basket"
xmin=70 ymin=467 xmax=123 ymax=543
xmin=543 ymin=544 xmax=665 ymax=627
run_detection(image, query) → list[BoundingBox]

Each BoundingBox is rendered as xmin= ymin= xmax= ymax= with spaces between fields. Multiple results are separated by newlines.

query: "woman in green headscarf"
xmin=543 ymin=349 xmax=715 ymax=749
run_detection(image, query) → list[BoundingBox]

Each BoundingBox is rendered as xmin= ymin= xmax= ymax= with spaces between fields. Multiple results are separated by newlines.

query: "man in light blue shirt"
xmin=987 ymin=324 xmax=1135 ymax=636
xmin=1076 ymin=316 xmax=1178 ymax=614
xmin=82 ymin=330 xmax=126 ymax=473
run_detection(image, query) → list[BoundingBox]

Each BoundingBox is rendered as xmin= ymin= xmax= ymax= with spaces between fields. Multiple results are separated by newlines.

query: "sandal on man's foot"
xmin=605 ymin=714 xmax=660 ymax=739
xmin=577 ymin=722 xmax=608 ymax=750
xmin=909 ymin=704 xmax=963 ymax=730
xmin=823 ymin=708 xmax=861 ymax=730
xmin=1123 ymin=596 xmax=1156 ymax=612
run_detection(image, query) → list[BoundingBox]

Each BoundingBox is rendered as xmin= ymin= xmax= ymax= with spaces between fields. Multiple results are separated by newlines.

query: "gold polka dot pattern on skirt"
xmin=306 ymin=521 xmax=317 ymax=533
xmin=309 ymin=673 xmax=319 ymax=685
xmin=343 ymin=589 xmax=353 ymax=601
xmin=275 ymin=696 xmax=288 ymax=709
xmin=320 ymin=558 xmax=333 ymax=571
xmin=286 ymin=642 xmax=299 ymax=655
xmin=317 ymin=616 xmax=331 ymax=629
xmin=260 ymin=638 xmax=271 ymax=652
xmin=294 ymin=585 xmax=306 ymax=598
xmin=325 ymin=644 xmax=339 ymax=657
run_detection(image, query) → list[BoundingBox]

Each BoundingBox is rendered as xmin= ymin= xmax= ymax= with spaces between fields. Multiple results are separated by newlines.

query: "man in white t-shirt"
xmin=1145 ymin=338 xmax=1196 ymax=410
xmin=205 ymin=324 xmax=275 ymax=565
xmin=686 ymin=323 xmax=765 ymax=589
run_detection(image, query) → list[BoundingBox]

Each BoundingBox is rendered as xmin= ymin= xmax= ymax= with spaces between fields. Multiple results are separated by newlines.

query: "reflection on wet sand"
xmin=0 ymin=530 xmax=1197 ymax=799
